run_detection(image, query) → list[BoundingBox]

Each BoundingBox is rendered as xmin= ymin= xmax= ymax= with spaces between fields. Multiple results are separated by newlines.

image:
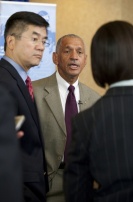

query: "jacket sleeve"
xmin=64 ymin=111 xmax=94 ymax=202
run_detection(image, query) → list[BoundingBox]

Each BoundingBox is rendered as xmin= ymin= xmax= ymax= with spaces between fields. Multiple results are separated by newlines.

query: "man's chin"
xmin=30 ymin=62 xmax=41 ymax=68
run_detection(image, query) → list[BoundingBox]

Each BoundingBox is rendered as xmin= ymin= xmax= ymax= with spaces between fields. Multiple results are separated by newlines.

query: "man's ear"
xmin=52 ymin=52 xmax=58 ymax=65
xmin=85 ymin=54 xmax=87 ymax=66
xmin=6 ymin=35 xmax=15 ymax=50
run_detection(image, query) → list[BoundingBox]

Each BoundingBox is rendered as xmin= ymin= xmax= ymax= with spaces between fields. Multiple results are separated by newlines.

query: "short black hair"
xmin=91 ymin=20 xmax=133 ymax=88
xmin=4 ymin=11 xmax=49 ymax=51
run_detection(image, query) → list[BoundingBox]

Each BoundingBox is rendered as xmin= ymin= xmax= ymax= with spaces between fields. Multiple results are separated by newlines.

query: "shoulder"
xmin=32 ymin=73 xmax=56 ymax=88
xmin=79 ymin=82 xmax=100 ymax=100
xmin=79 ymin=82 xmax=98 ymax=94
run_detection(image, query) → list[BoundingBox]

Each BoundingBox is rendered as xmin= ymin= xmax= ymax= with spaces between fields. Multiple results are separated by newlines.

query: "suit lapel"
xmin=17 ymin=78 xmax=39 ymax=127
xmin=43 ymin=74 xmax=66 ymax=135
xmin=1 ymin=59 xmax=39 ymax=127
xmin=78 ymin=82 xmax=92 ymax=112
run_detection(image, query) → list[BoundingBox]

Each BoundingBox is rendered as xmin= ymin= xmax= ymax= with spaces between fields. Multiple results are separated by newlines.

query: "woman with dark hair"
xmin=64 ymin=21 xmax=133 ymax=202
xmin=91 ymin=20 xmax=133 ymax=87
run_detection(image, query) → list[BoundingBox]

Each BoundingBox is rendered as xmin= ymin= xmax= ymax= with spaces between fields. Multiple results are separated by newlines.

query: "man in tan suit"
xmin=33 ymin=34 xmax=100 ymax=202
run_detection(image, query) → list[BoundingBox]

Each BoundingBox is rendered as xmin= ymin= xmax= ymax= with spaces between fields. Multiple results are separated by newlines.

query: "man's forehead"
xmin=62 ymin=36 xmax=83 ymax=43
xmin=61 ymin=37 xmax=84 ymax=48
xmin=64 ymin=45 xmax=84 ymax=50
xmin=25 ymin=25 xmax=47 ymax=37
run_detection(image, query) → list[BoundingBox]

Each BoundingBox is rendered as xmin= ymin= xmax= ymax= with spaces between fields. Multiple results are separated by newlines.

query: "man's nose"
xmin=36 ymin=41 xmax=45 ymax=50
xmin=70 ymin=50 xmax=78 ymax=59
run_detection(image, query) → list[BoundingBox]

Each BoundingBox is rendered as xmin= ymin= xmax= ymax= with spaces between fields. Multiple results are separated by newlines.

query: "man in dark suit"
xmin=64 ymin=21 xmax=133 ymax=202
xmin=0 ymin=85 xmax=23 ymax=202
xmin=0 ymin=11 xmax=49 ymax=202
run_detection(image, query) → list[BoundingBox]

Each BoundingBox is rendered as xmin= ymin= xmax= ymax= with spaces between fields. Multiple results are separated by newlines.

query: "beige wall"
xmin=31 ymin=0 xmax=133 ymax=95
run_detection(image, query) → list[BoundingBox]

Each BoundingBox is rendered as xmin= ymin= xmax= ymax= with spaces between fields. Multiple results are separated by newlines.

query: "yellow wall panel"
xmin=30 ymin=0 xmax=133 ymax=95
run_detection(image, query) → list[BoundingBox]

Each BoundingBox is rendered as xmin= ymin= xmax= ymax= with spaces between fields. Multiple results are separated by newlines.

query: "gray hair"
xmin=56 ymin=34 xmax=85 ymax=52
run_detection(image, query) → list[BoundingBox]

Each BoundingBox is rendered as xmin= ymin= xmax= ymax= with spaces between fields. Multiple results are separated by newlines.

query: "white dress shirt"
xmin=56 ymin=71 xmax=80 ymax=115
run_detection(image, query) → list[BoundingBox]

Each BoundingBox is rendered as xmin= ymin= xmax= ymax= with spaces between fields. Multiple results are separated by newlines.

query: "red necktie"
xmin=64 ymin=85 xmax=78 ymax=161
xmin=25 ymin=76 xmax=34 ymax=101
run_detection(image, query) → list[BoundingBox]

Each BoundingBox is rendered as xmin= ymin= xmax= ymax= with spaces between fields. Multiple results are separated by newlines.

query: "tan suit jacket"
xmin=33 ymin=72 xmax=100 ymax=201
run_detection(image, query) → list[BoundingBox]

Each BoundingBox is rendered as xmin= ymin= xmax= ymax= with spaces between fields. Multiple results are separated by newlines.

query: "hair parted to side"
xmin=91 ymin=20 xmax=133 ymax=88
xmin=56 ymin=34 xmax=85 ymax=52
xmin=4 ymin=11 xmax=49 ymax=51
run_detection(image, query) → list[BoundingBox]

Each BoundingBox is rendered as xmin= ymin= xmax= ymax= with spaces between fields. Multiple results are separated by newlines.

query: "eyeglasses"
xmin=11 ymin=33 xmax=50 ymax=47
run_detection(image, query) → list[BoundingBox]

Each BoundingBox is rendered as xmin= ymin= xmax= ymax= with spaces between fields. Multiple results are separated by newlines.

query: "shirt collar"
xmin=56 ymin=71 xmax=79 ymax=91
xmin=3 ymin=55 xmax=27 ymax=82
xmin=110 ymin=79 xmax=133 ymax=88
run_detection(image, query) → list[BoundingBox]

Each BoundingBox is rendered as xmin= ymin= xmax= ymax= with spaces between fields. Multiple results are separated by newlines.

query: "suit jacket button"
xmin=58 ymin=156 xmax=62 ymax=161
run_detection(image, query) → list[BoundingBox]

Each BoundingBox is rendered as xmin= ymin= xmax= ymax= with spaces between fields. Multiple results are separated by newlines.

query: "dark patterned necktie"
xmin=64 ymin=85 xmax=78 ymax=161
xmin=25 ymin=76 xmax=34 ymax=101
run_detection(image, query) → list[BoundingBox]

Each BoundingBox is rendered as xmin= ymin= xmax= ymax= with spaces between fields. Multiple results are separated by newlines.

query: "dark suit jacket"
xmin=0 ymin=85 xmax=23 ymax=202
xmin=0 ymin=58 xmax=48 ymax=202
xmin=64 ymin=86 xmax=133 ymax=202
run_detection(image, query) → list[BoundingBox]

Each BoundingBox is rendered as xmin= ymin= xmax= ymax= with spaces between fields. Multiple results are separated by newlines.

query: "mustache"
xmin=68 ymin=62 xmax=79 ymax=67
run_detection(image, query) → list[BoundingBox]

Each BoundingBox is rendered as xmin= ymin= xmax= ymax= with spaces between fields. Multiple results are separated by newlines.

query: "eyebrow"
xmin=32 ymin=31 xmax=48 ymax=39
xmin=65 ymin=45 xmax=83 ymax=50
